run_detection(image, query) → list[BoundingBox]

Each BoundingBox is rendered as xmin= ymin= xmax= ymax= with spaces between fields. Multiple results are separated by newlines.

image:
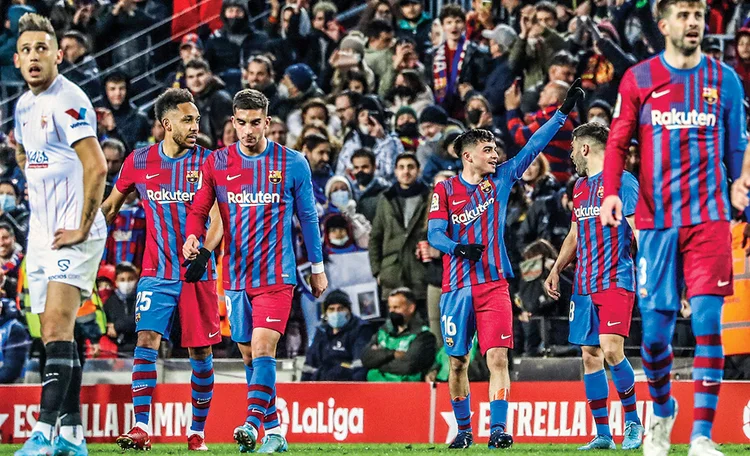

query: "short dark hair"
xmin=439 ymin=4 xmax=466 ymax=23
xmin=301 ymin=98 xmax=329 ymax=123
xmin=535 ymin=1 xmax=557 ymax=18
xmin=550 ymin=50 xmax=578 ymax=69
xmin=656 ymin=0 xmax=706 ymax=20
xmin=61 ymin=30 xmax=89 ymax=51
xmin=365 ymin=19 xmax=394 ymax=39
xmin=351 ymin=148 xmax=376 ymax=167
xmin=18 ymin=13 xmax=55 ymax=39
xmin=233 ymin=89 xmax=269 ymax=114
xmin=185 ymin=58 xmax=211 ymax=73
xmin=453 ymin=129 xmax=495 ymax=158
xmin=246 ymin=55 xmax=274 ymax=77
xmin=346 ymin=70 xmax=369 ymax=93
xmin=115 ymin=261 xmax=138 ymax=277
xmin=336 ymin=90 xmax=362 ymax=109
xmin=395 ymin=152 xmax=420 ymax=169
xmin=101 ymin=138 xmax=126 ymax=158
xmin=0 ymin=222 xmax=14 ymax=237
xmin=572 ymin=122 xmax=610 ymax=147
xmin=154 ymin=88 xmax=195 ymax=121
xmin=0 ymin=179 xmax=19 ymax=198
xmin=389 ymin=287 xmax=416 ymax=304
xmin=302 ymin=133 xmax=329 ymax=152
xmin=104 ymin=72 xmax=128 ymax=87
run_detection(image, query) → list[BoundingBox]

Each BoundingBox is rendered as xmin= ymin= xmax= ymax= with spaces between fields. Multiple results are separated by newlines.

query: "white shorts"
xmin=26 ymin=237 xmax=106 ymax=314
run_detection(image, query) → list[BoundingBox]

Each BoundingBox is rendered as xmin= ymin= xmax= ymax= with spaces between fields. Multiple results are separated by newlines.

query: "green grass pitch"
xmin=2 ymin=443 xmax=750 ymax=455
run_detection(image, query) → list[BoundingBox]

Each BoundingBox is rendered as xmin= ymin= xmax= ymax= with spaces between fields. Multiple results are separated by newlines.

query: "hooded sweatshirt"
xmin=101 ymin=76 xmax=151 ymax=150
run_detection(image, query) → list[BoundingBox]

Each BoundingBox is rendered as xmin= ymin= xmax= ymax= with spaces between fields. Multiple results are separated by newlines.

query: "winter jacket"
xmin=59 ymin=55 xmax=101 ymax=100
xmin=301 ymin=315 xmax=374 ymax=381
xmin=362 ymin=314 xmax=437 ymax=382
xmin=94 ymin=2 xmax=159 ymax=78
xmin=204 ymin=25 xmax=269 ymax=75
xmin=421 ymin=152 xmax=462 ymax=184
xmin=337 ymin=130 xmax=404 ymax=181
xmin=484 ymin=54 xmax=516 ymax=118
xmin=396 ymin=13 xmax=433 ymax=59
xmin=324 ymin=176 xmax=372 ymax=249
xmin=193 ymin=76 xmax=234 ymax=146
xmin=101 ymin=77 xmax=151 ymax=153
xmin=368 ymin=183 xmax=430 ymax=300
xmin=0 ymin=205 xmax=29 ymax=249
xmin=508 ymin=27 xmax=567 ymax=91
xmin=0 ymin=5 xmax=36 ymax=83
xmin=103 ymin=292 xmax=138 ymax=354
xmin=518 ymin=192 xmax=572 ymax=253
xmin=353 ymin=177 xmax=389 ymax=223
xmin=0 ymin=310 xmax=29 ymax=384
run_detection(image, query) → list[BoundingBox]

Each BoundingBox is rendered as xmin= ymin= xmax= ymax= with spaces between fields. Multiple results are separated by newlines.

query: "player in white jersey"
xmin=12 ymin=13 xmax=107 ymax=456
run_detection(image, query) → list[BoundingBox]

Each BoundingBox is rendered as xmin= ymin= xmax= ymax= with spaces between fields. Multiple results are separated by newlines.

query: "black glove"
xmin=183 ymin=248 xmax=211 ymax=283
xmin=453 ymin=243 xmax=486 ymax=262
xmin=559 ymin=78 xmax=585 ymax=115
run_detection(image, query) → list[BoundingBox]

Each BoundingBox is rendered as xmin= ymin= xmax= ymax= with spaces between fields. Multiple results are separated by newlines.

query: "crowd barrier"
xmin=0 ymin=381 xmax=748 ymax=445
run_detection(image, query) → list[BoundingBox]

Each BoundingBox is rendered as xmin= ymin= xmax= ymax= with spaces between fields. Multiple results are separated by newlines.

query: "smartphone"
xmin=514 ymin=76 xmax=524 ymax=90
xmin=482 ymin=0 xmax=492 ymax=8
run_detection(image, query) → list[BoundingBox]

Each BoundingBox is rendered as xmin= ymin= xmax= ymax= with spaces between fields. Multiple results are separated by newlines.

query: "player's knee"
xmin=137 ymin=331 xmax=162 ymax=350
xmin=581 ymin=347 xmax=604 ymax=371
xmin=189 ymin=346 xmax=212 ymax=360
xmin=602 ymin=346 xmax=623 ymax=365
xmin=486 ymin=348 xmax=509 ymax=372
xmin=449 ymin=355 xmax=470 ymax=373
xmin=40 ymin=310 xmax=75 ymax=342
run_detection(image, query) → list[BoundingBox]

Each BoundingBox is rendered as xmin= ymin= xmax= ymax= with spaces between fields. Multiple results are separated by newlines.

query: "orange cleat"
xmin=116 ymin=426 xmax=152 ymax=451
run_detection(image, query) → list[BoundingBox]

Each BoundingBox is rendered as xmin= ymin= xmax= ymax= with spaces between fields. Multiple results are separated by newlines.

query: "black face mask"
xmin=225 ymin=17 xmax=247 ymax=33
xmin=389 ymin=312 xmax=405 ymax=328
xmin=397 ymin=122 xmax=419 ymax=138
xmin=354 ymin=171 xmax=374 ymax=187
xmin=467 ymin=109 xmax=484 ymax=125
xmin=393 ymin=85 xmax=416 ymax=99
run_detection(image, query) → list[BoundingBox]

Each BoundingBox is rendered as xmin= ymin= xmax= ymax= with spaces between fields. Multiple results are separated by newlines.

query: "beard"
xmin=671 ymin=32 xmax=702 ymax=57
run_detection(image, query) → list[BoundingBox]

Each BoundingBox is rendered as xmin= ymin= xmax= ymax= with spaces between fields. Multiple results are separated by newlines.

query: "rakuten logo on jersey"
xmin=451 ymin=198 xmax=495 ymax=225
xmin=146 ymin=189 xmax=194 ymax=203
xmin=574 ymin=205 xmax=600 ymax=220
xmin=651 ymin=109 xmax=716 ymax=130
xmin=227 ymin=191 xmax=281 ymax=206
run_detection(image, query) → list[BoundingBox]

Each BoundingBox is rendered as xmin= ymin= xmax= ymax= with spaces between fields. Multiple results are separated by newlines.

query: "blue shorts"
xmin=135 ymin=277 xmax=221 ymax=347
xmin=568 ymin=294 xmax=600 ymax=346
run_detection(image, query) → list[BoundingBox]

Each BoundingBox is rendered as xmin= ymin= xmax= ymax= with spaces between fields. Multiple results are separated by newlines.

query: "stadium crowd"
xmin=1 ymin=0 xmax=750 ymax=384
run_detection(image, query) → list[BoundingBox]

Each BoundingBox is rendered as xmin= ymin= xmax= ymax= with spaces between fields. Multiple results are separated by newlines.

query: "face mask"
xmin=116 ymin=280 xmax=136 ymax=296
xmin=329 ymin=235 xmax=349 ymax=246
xmin=225 ymin=17 xmax=247 ymax=33
xmin=355 ymin=171 xmax=374 ymax=187
xmin=425 ymin=132 xmax=443 ymax=143
xmin=277 ymin=83 xmax=290 ymax=100
xmin=330 ymin=189 xmax=349 ymax=208
xmin=588 ymin=116 xmax=609 ymax=127
xmin=466 ymin=109 xmax=484 ymax=125
xmin=477 ymin=43 xmax=490 ymax=53
xmin=358 ymin=123 xmax=371 ymax=136
xmin=0 ymin=194 xmax=15 ymax=212
xmin=327 ymin=310 xmax=349 ymax=328
xmin=389 ymin=311 xmax=405 ymax=328
xmin=397 ymin=122 xmax=419 ymax=138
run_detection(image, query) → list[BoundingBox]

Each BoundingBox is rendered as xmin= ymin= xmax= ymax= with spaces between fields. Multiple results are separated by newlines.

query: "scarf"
xmin=433 ymin=34 xmax=467 ymax=104
xmin=394 ymin=181 xmax=428 ymax=198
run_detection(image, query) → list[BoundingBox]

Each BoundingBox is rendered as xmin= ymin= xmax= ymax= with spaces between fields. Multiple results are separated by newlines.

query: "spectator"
xmin=148 ymin=117 xmax=166 ymax=146
xmin=425 ymin=4 xmax=489 ymax=118
xmin=102 ymin=73 xmax=151 ymax=151
xmin=288 ymin=97 xmax=341 ymax=147
xmin=322 ymin=213 xmax=363 ymax=254
xmin=103 ymin=262 xmax=139 ymax=355
xmin=518 ymin=178 xmax=575 ymax=252
xmin=585 ymin=99 xmax=613 ymax=127
xmin=465 ymin=0 xmax=497 ymax=43
xmin=350 ymin=148 xmax=389 ymax=223
xmin=334 ymin=90 xmax=362 ymax=142
xmin=59 ymin=30 xmax=100 ymax=99
xmin=369 ymin=153 xmax=430 ymax=303
xmin=204 ymin=0 xmax=269 ymax=76
xmin=102 ymin=192 xmax=146 ymax=270
xmin=506 ymin=80 xmax=578 ymax=182
xmin=301 ymin=133 xmax=333 ymax=204
xmin=0 ymin=222 xmax=22 ymax=300
xmin=185 ymin=59 xmax=234 ymax=146
xmin=244 ymin=55 xmax=279 ymax=115
xmin=422 ymin=125 xmax=464 ymax=184
xmin=299 ymin=1 xmax=339 ymax=80
xmin=0 ymin=4 xmax=36 ymax=85
xmin=520 ymin=154 xmax=560 ymax=202
xmin=416 ymin=104 xmax=450 ymax=167
xmin=268 ymin=116 xmax=288 ymax=146
xmin=356 ymin=0 xmax=397 ymax=32
xmin=96 ymin=264 xmax=117 ymax=306
xmin=165 ymin=32 xmax=204 ymax=90
xmin=275 ymin=63 xmax=325 ymax=124
xmin=395 ymin=0 xmax=433 ymax=58
xmin=481 ymin=24 xmax=518 ymax=119
xmin=464 ymin=93 xmax=502 ymax=135
xmin=501 ymin=0 xmax=525 ymax=34
xmin=302 ymin=290 xmax=374 ymax=381
xmin=330 ymin=33 xmax=377 ymax=94
xmin=102 ymin=138 xmax=126 ymax=194
xmin=0 ymin=179 xmax=28 ymax=248
xmin=361 ymin=287 xmax=437 ymax=381
xmin=324 ymin=176 xmax=372 ymax=249
xmin=364 ymin=19 xmax=397 ymax=98
xmin=218 ymin=117 xmax=239 ymax=149
xmin=702 ymin=36 xmax=724 ymax=61
xmin=734 ymin=28 xmax=750 ymax=99
xmin=293 ymin=120 xmax=342 ymax=155
xmin=393 ymin=105 xmax=421 ymax=152
xmin=0 ymin=145 xmax=25 ymax=194
xmin=0 ymin=298 xmax=29 ymax=384
xmin=386 ymin=68 xmax=434 ymax=117
xmin=520 ymin=50 xmax=578 ymax=115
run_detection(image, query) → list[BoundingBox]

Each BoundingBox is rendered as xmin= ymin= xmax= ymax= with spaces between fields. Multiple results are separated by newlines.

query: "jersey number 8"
xmin=569 ymin=300 xmax=575 ymax=322
xmin=136 ymin=291 xmax=153 ymax=312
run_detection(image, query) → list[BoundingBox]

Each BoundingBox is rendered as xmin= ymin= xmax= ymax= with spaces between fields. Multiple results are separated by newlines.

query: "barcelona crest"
xmin=445 ymin=337 xmax=454 ymax=347
xmin=597 ymin=186 xmax=604 ymax=198
xmin=186 ymin=170 xmax=200 ymax=183
xmin=269 ymin=170 xmax=282 ymax=184
xmin=702 ymin=87 xmax=718 ymax=105
xmin=479 ymin=180 xmax=492 ymax=194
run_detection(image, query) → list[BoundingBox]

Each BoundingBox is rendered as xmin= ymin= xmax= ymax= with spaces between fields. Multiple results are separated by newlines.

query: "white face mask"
xmin=329 ymin=235 xmax=349 ymax=246
xmin=588 ymin=116 xmax=609 ymax=127
xmin=358 ymin=123 xmax=371 ymax=135
xmin=116 ymin=280 xmax=137 ymax=296
xmin=277 ymin=83 xmax=290 ymax=100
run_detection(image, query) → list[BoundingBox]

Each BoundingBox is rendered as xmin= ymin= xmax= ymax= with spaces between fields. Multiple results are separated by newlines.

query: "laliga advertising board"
xmin=0 ymin=382 xmax=748 ymax=444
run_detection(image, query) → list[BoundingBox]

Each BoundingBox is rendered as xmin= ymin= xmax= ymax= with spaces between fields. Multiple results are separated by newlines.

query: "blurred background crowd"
xmin=1 ymin=0 xmax=749 ymax=384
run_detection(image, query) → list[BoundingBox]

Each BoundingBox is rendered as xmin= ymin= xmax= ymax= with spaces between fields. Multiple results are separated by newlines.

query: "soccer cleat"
xmin=621 ymin=421 xmax=644 ymax=450
xmin=448 ymin=431 xmax=473 ymax=449
xmin=52 ymin=435 xmax=88 ymax=456
xmin=187 ymin=434 xmax=208 ymax=451
xmin=643 ymin=399 xmax=678 ymax=456
xmin=116 ymin=426 xmax=152 ymax=451
xmin=256 ymin=434 xmax=289 ymax=453
xmin=577 ymin=435 xmax=616 ymax=450
xmin=233 ymin=423 xmax=258 ymax=453
xmin=688 ymin=436 xmax=724 ymax=456
xmin=488 ymin=429 xmax=513 ymax=449
xmin=15 ymin=431 xmax=53 ymax=456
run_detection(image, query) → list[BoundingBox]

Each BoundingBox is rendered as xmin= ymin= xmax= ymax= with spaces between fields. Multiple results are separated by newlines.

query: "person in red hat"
xmin=165 ymin=33 xmax=205 ymax=90
xmin=734 ymin=28 xmax=750 ymax=99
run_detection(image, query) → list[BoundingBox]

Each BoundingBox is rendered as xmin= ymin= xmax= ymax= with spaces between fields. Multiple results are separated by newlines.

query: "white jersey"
xmin=14 ymin=75 xmax=107 ymax=245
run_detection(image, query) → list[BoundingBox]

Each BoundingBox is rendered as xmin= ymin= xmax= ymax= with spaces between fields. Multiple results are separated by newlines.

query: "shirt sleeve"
xmin=185 ymin=155 xmax=217 ymax=239
xmin=620 ymin=172 xmax=639 ymax=217
xmin=570 ymin=179 xmax=581 ymax=223
xmin=114 ymin=153 xmax=136 ymax=195
xmin=293 ymin=154 xmax=323 ymax=264
xmin=723 ymin=68 xmax=749 ymax=180
xmin=603 ymin=69 xmax=640 ymax=198
xmin=426 ymin=182 xmax=457 ymax=254
xmin=52 ymin=89 xmax=97 ymax=147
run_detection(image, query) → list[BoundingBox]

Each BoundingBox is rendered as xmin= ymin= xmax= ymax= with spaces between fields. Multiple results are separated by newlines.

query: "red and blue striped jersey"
xmin=573 ymin=171 xmax=638 ymax=295
xmin=115 ymin=142 xmax=215 ymax=281
xmin=428 ymin=110 xmax=568 ymax=292
xmin=102 ymin=202 xmax=146 ymax=269
xmin=604 ymin=54 xmax=748 ymax=229
xmin=186 ymin=141 xmax=323 ymax=291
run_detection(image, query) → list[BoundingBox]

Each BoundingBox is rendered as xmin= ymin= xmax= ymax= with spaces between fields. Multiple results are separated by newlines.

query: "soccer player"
xmin=427 ymin=80 xmax=584 ymax=449
xmin=101 ymin=88 xmax=223 ymax=451
xmin=13 ymin=13 xmax=108 ymax=456
xmin=183 ymin=89 xmax=328 ymax=453
xmin=600 ymin=1 xmax=750 ymax=455
xmin=544 ymin=123 xmax=643 ymax=451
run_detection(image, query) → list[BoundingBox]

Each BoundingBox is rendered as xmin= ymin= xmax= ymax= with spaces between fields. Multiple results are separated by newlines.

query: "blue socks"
xmin=245 ymin=356 xmax=276 ymax=432
xmin=584 ymin=369 xmax=611 ymax=437
xmin=244 ymin=363 xmax=281 ymax=431
xmin=609 ymin=358 xmax=640 ymax=424
xmin=690 ymin=295 xmax=724 ymax=441
xmin=451 ymin=395 xmax=472 ymax=434
xmin=640 ymin=309 xmax=677 ymax=418
xmin=189 ymin=355 xmax=214 ymax=434
xmin=132 ymin=347 xmax=158 ymax=426
xmin=490 ymin=399 xmax=509 ymax=433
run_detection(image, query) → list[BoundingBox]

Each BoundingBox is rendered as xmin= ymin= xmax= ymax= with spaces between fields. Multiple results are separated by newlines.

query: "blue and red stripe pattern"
xmin=604 ymin=53 xmax=749 ymax=229
xmin=186 ymin=141 xmax=323 ymax=291
xmin=572 ymin=171 xmax=638 ymax=295
xmin=132 ymin=347 xmax=158 ymax=426
xmin=115 ymin=143 xmax=215 ymax=281
xmin=189 ymin=355 xmax=214 ymax=433
xmin=102 ymin=202 xmax=146 ymax=269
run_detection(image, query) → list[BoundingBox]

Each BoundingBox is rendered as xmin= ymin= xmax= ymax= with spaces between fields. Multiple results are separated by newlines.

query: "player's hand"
xmin=544 ymin=269 xmax=561 ymax=300
xmin=453 ymin=243 xmax=485 ymax=262
xmin=560 ymin=78 xmax=585 ymax=115
xmin=310 ymin=272 xmax=328 ymax=298
xmin=183 ymin=247 xmax=211 ymax=283
xmin=600 ymin=195 xmax=623 ymax=227
xmin=183 ymin=234 xmax=201 ymax=260
xmin=504 ymin=83 xmax=521 ymax=110
xmin=52 ymin=228 xmax=87 ymax=249
xmin=731 ymin=175 xmax=750 ymax=212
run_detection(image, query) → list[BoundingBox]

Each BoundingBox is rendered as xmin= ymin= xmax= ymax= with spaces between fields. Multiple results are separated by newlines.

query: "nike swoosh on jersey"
xmin=652 ymin=89 xmax=670 ymax=98
xmin=266 ymin=317 xmax=281 ymax=323
xmin=717 ymin=280 xmax=730 ymax=287
xmin=227 ymin=175 xmax=242 ymax=181
xmin=146 ymin=174 xmax=160 ymax=179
